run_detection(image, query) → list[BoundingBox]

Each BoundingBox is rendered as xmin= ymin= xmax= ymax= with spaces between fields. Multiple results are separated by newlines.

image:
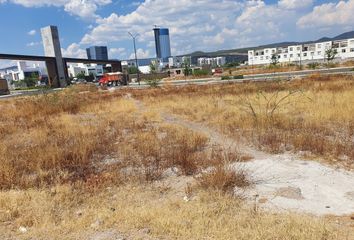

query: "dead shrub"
xmin=197 ymin=163 xmax=249 ymax=195
xmin=197 ymin=149 xmax=250 ymax=195
xmin=126 ymin=124 xmax=209 ymax=182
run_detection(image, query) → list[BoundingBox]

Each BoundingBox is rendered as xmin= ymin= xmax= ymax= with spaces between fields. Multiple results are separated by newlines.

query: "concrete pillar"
xmin=111 ymin=62 xmax=122 ymax=72
xmin=41 ymin=26 xmax=67 ymax=87
xmin=45 ymin=59 xmax=59 ymax=88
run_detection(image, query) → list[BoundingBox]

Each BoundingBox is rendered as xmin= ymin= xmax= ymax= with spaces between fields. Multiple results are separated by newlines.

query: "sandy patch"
xmin=235 ymin=154 xmax=354 ymax=216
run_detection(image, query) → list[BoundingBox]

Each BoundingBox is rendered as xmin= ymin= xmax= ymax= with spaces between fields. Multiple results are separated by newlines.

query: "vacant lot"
xmin=0 ymin=77 xmax=353 ymax=239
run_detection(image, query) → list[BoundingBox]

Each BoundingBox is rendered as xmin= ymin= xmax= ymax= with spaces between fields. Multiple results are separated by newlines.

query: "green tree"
xmin=182 ymin=58 xmax=192 ymax=76
xmin=128 ymin=66 xmax=139 ymax=74
xmin=23 ymin=72 xmax=38 ymax=87
xmin=270 ymin=53 xmax=279 ymax=66
xmin=149 ymin=61 xmax=157 ymax=74
xmin=325 ymin=48 xmax=338 ymax=63
xmin=224 ymin=62 xmax=240 ymax=68
xmin=76 ymin=72 xmax=86 ymax=79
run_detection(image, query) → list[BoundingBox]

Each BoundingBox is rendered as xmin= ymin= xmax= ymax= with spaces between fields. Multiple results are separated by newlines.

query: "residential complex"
xmin=153 ymin=27 xmax=171 ymax=60
xmin=67 ymin=63 xmax=104 ymax=78
xmin=168 ymin=56 xmax=191 ymax=68
xmin=248 ymin=38 xmax=354 ymax=65
xmin=0 ymin=61 xmax=46 ymax=81
xmin=86 ymin=46 xmax=108 ymax=60
xmin=197 ymin=57 xmax=226 ymax=67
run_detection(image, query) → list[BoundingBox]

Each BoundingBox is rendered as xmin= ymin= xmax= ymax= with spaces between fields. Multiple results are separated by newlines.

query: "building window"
xmin=284 ymin=55 xmax=287 ymax=58
xmin=289 ymin=47 xmax=293 ymax=51
xmin=266 ymin=56 xmax=269 ymax=60
xmin=317 ymin=51 xmax=322 ymax=55
xmin=342 ymin=49 xmax=346 ymax=53
xmin=317 ymin=44 xmax=322 ymax=48
xmin=303 ymin=53 xmax=307 ymax=57
xmin=272 ymin=49 xmax=275 ymax=53
xmin=290 ymin=54 xmax=293 ymax=58
xmin=265 ymin=50 xmax=268 ymax=53
xmin=350 ymin=48 xmax=354 ymax=52
xmin=297 ymin=47 xmax=301 ymax=51
xmin=260 ymin=56 xmax=264 ymax=60
xmin=297 ymin=54 xmax=300 ymax=57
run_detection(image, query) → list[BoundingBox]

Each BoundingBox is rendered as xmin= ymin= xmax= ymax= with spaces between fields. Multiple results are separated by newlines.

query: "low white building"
xmin=0 ymin=61 xmax=45 ymax=81
xmin=67 ymin=63 xmax=104 ymax=78
xmin=248 ymin=38 xmax=354 ymax=65
xmin=197 ymin=57 xmax=226 ymax=67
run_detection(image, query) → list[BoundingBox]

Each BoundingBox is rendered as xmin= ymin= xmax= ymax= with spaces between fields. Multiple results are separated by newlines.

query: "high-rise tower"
xmin=86 ymin=46 xmax=108 ymax=60
xmin=153 ymin=27 xmax=171 ymax=59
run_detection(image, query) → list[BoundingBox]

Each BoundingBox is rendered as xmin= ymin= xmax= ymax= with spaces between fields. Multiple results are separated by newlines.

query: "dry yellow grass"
xmin=146 ymin=75 xmax=354 ymax=166
xmin=1 ymin=184 xmax=350 ymax=240
xmin=1 ymin=82 xmax=354 ymax=239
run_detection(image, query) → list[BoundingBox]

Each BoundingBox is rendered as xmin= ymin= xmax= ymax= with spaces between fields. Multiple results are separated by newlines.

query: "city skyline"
xmin=1 ymin=0 xmax=354 ymax=69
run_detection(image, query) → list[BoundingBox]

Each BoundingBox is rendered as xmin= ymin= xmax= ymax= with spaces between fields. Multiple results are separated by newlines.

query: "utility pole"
xmin=128 ymin=32 xmax=140 ymax=85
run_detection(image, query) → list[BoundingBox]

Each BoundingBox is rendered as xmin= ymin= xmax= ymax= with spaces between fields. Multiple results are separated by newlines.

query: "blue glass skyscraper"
xmin=153 ymin=28 xmax=171 ymax=59
xmin=86 ymin=46 xmax=108 ymax=60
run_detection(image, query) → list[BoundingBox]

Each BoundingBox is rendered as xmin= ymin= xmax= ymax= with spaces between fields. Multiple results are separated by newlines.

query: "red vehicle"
xmin=212 ymin=68 xmax=223 ymax=75
xmin=99 ymin=72 xmax=124 ymax=86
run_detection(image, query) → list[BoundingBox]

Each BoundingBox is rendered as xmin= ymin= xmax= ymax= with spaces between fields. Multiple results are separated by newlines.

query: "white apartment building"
xmin=0 ymin=61 xmax=45 ymax=81
xmin=168 ymin=56 xmax=192 ymax=68
xmin=248 ymin=38 xmax=354 ymax=65
xmin=67 ymin=63 xmax=104 ymax=78
xmin=197 ymin=57 xmax=226 ymax=67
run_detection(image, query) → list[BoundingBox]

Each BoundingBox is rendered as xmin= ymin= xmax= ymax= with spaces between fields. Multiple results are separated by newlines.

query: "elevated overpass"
xmin=0 ymin=53 xmax=121 ymax=88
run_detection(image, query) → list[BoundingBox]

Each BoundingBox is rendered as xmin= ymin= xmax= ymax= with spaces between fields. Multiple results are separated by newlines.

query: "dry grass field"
xmin=147 ymin=74 xmax=354 ymax=167
xmin=0 ymin=76 xmax=354 ymax=239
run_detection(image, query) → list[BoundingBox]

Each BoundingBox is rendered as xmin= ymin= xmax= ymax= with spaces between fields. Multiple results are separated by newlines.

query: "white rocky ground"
xmin=161 ymin=109 xmax=354 ymax=216
xmin=234 ymin=153 xmax=354 ymax=215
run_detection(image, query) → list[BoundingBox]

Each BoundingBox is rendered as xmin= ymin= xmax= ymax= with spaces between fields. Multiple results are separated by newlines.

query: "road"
xmin=0 ymin=88 xmax=63 ymax=100
xmin=1 ymin=66 xmax=353 ymax=99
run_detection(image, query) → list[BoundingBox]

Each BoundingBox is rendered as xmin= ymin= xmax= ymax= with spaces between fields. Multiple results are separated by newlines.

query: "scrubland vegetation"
xmin=0 ymin=76 xmax=353 ymax=239
xmin=148 ymin=74 xmax=354 ymax=167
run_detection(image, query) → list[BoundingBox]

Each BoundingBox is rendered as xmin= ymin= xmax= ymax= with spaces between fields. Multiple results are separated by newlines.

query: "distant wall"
xmin=129 ymin=72 xmax=169 ymax=81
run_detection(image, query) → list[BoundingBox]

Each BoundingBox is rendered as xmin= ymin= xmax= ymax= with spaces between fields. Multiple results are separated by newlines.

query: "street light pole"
xmin=128 ymin=32 xmax=140 ymax=85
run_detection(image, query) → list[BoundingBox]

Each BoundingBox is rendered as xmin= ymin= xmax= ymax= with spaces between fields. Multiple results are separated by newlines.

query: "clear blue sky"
xmin=0 ymin=0 xmax=352 ymax=68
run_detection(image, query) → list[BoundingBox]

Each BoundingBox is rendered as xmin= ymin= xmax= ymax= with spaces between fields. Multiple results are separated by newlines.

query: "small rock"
xmin=325 ymin=206 xmax=331 ymax=209
xmin=139 ymin=228 xmax=151 ymax=234
xmin=345 ymin=191 xmax=354 ymax=201
xmin=258 ymin=198 xmax=268 ymax=204
xmin=18 ymin=226 xmax=27 ymax=233
xmin=183 ymin=196 xmax=190 ymax=202
xmin=350 ymin=215 xmax=354 ymax=220
xmin=76 ymin=210 xmax=83 ymax=217
xmin=91 ymin=219 xmax=103 ymax=229
xmin=275 ymin=187 xmax=304 ymax=200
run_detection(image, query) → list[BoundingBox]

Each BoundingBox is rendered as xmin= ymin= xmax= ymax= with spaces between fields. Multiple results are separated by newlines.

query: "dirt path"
xmin=132 ymin=97 xmax=354 ymax=216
